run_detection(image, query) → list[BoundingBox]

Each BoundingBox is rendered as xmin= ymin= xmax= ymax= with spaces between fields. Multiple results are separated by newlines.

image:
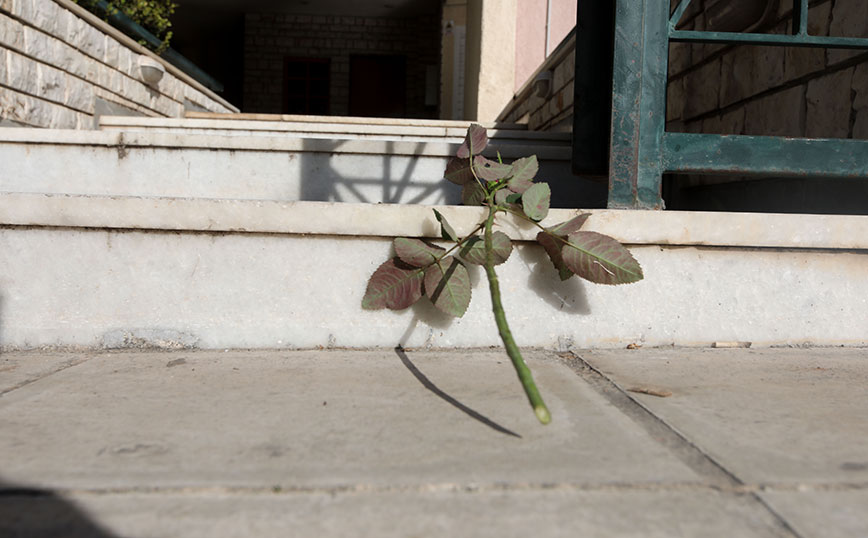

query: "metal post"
xmin=793 ymin=0 xmax=809 ymax=36
xmin=608 ymin=0 xmax=668 ymax=209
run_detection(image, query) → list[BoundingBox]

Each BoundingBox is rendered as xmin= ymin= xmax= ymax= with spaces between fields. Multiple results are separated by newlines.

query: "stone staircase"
xmin=0 ymin=114 xmax=865 ymax=351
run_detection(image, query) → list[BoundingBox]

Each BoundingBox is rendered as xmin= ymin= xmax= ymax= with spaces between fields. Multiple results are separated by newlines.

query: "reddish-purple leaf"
xmin=394 ymin=237 xmax=445 ymax=267
xmin=456 ymin=124 xmax=488 ymax=158
xmin=473 ymin=155 xmax=513 ymax=181
xmin=536 ymin=232 xmax=574 ymax=281
xmin=507 ymin=155 xmax=538 ymax=193
xmin=462 ymin=181 xmax=487 ymax=206
xmin=362 ymin=258 xmax=425 ymax=310
xmin=547 ymin=213 xmax=590 ymax=236
xmin=521 ymin=182 xmax=551 ymax=221
xmin=424 ymin=256 xmax=472 ymax=317
xmin=561 ymin=232 xmax=644 ymax=285
xmin=444 ymin=157 xmax=474 ymax=185
xmin=459 ymin=232 xmax=512 ymax=266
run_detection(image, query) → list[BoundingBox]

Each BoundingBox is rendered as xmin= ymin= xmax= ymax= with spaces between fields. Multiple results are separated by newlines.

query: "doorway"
xmin=349 ymin=55 xmax=407 ymax=118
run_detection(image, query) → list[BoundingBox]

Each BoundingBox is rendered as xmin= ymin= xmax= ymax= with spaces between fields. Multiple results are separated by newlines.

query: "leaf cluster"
xmin=363 ymin=124 xmax=644 ymax=318
xmin=73 ymin=0 xmax=177 ymax=53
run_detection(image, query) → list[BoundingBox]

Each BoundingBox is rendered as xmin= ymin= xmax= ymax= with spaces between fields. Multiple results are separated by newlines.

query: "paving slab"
xmin=5 ymin=347 xmax=863 ymax=536
xmin=0 ymin=349 xmax=699 ymax=491
xmin=759 ymin=490 xmax=868 ymax=538
xmin=578 ymin=348 xmax=868 ymax=485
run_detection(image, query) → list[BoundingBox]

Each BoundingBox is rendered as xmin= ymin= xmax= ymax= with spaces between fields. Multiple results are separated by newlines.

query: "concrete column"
xmin=464 ymin=0 xmax=517 ymax=122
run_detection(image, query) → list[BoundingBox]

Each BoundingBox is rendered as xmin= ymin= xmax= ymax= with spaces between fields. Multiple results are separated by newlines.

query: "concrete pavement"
xmin=0 ymin=347 xmax=866 ymax=537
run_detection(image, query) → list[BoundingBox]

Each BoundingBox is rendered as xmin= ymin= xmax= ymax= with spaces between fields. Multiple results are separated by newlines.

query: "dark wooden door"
xmin=349 ymin=55 xmax=406 ymax=118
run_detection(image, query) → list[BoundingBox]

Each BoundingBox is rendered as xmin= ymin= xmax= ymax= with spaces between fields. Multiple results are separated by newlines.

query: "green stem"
xmin=483 ymin=203 xmax=551 ymax=425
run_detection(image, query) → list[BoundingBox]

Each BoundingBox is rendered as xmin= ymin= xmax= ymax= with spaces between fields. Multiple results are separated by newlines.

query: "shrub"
xmin=73 ymin=0 xmax=178 ymax=53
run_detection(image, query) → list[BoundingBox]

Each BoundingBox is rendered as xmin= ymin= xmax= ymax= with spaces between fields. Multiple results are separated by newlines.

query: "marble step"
xmin=98 ymin=116 xmax=571 ymax=145
xmin=0 ymin=127 xmax=603 ymax=206
xmin=1 ymin=192 xmax=865 ymax=350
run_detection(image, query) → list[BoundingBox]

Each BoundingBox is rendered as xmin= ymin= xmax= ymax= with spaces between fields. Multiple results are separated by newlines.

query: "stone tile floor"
xmin=0 ymin=347 xmax=865 ymax=537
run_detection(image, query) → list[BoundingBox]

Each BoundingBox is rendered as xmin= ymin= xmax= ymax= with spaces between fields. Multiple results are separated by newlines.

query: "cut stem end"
xmin=535 ymin=405 xmax=552 ymax=425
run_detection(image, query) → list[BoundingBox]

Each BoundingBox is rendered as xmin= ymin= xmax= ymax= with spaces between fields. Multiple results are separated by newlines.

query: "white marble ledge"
xmin=98 ymin=116 xmax=570 ymax=141
xmin=1 ymin=192 xmax=865 ymax=250
xmin=183 ymin=111 xmax=526 ymax=130
xmin=0 ymin=128 xmax=569 ymax=159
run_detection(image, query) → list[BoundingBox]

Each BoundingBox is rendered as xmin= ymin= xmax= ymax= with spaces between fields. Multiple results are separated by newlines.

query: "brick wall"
xmin=0 ymin=0 xmax=234 ymax=129
xmin=497 ymin=30 xmax=575 ymax=131
xmin=669 ymin=0 xmax=868 ymax=140
xmin=664 ymin=0 xmax=868 ymax=213
xmin=243 ymin=12 xmax=440 ymax=118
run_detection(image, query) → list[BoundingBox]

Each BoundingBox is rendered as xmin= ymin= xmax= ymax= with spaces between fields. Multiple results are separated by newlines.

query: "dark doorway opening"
xmin=349 ymin=55 xmax=407 ymax=118
xmin=283 ymin=58 xmax=331 ymax=115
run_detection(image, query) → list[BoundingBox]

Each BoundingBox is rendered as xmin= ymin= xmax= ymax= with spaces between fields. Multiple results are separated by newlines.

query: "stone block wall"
xmin=243 ymin=12 xmax=440 ymax=118
xmin=669 ymin=0 xmax=868 ymax=140
xmin=0 ymin=0 xmax=234 ymax=129
xmin=497 ymin=30 xmax=575 ymax=131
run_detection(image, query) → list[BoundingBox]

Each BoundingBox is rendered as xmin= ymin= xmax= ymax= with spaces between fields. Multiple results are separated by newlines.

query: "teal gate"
xmin=574 ymin=0 xmax=868 ymax=209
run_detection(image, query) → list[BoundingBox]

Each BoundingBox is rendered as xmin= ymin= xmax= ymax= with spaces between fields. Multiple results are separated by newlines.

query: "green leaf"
xmin=444 ymin=157 xmax=474 ymax=185
xmin=424 ymin=256 xmax=472 ymax=317
xmin=394 ymin=237 xmax=445 ymax=267
xmin=547 ymin=213 xmax=591 ymax=236
xmin=561 ymin=232 xmax=644 ymax=285
xmin=521 ymin=182 xmax=551 ymax=221
xmin=456 ymin=124 xmax=488 ymax=159
xmin=505 ymin=193 xmax=522 ymax=204
xmin=473 ymin=155 xmax=513 ymax=181
xmin=494 ymin=189 xmax=511 ymax=205
xmin=458 ymin=232 xmax=513 ymax=266
xmin=433 ymin=209 xmax=459 ymax=242
xmin=507 ymin=155 xmax=538 ymax=193
xmin=462 ymin=181 xmax=487 ymax=206
xmin=536 ymin=232 xmax=574 ymax=281
xmin=362 ymin=258 xmax=424 ymax=310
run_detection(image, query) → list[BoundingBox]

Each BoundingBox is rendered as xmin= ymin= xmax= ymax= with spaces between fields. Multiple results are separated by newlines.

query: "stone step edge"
xmin=184 ymin=111 xmax=528 ymax=130
xmin=98 ymin=116 xmax=569 ymax=141
xmin=1 ymin=192 xmax=865 ymax=250
xmin=0 ymin=128 xmax=569 ymax=160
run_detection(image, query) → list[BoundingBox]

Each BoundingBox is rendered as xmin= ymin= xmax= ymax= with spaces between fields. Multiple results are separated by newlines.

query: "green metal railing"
xmin=576 ymin=0 xmax=868 ymax=209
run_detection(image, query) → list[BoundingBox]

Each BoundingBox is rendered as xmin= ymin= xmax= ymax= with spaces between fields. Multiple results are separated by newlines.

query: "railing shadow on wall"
xmin=295 ymin=135 xmax=608 ymax=207
xmin=299 ymin=138 xmax=461 ymax=205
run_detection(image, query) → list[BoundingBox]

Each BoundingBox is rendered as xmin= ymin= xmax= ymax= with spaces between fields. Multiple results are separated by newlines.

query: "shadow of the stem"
xmin=395 ymin=346 xmax=522 ymax=438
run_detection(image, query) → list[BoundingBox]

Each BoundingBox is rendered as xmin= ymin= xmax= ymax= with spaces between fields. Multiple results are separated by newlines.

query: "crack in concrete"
xmin=5 ymin=480 xmax=866 ymax=499
xmin=559 ymin=350 xmax=806 ymax=538
xmin=0 ymin=355 xmax=95 ymax=397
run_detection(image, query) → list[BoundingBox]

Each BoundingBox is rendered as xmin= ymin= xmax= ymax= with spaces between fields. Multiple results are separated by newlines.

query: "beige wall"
xmin=440 ymin=0 xmax=575 ymax=122
xmin=515 ymin=0 xmax=546 ymax=92
xmin=463 ymin=0 xmax=517 ymax=122
xmin=514 ymin=0 xmax=576 ymax=91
